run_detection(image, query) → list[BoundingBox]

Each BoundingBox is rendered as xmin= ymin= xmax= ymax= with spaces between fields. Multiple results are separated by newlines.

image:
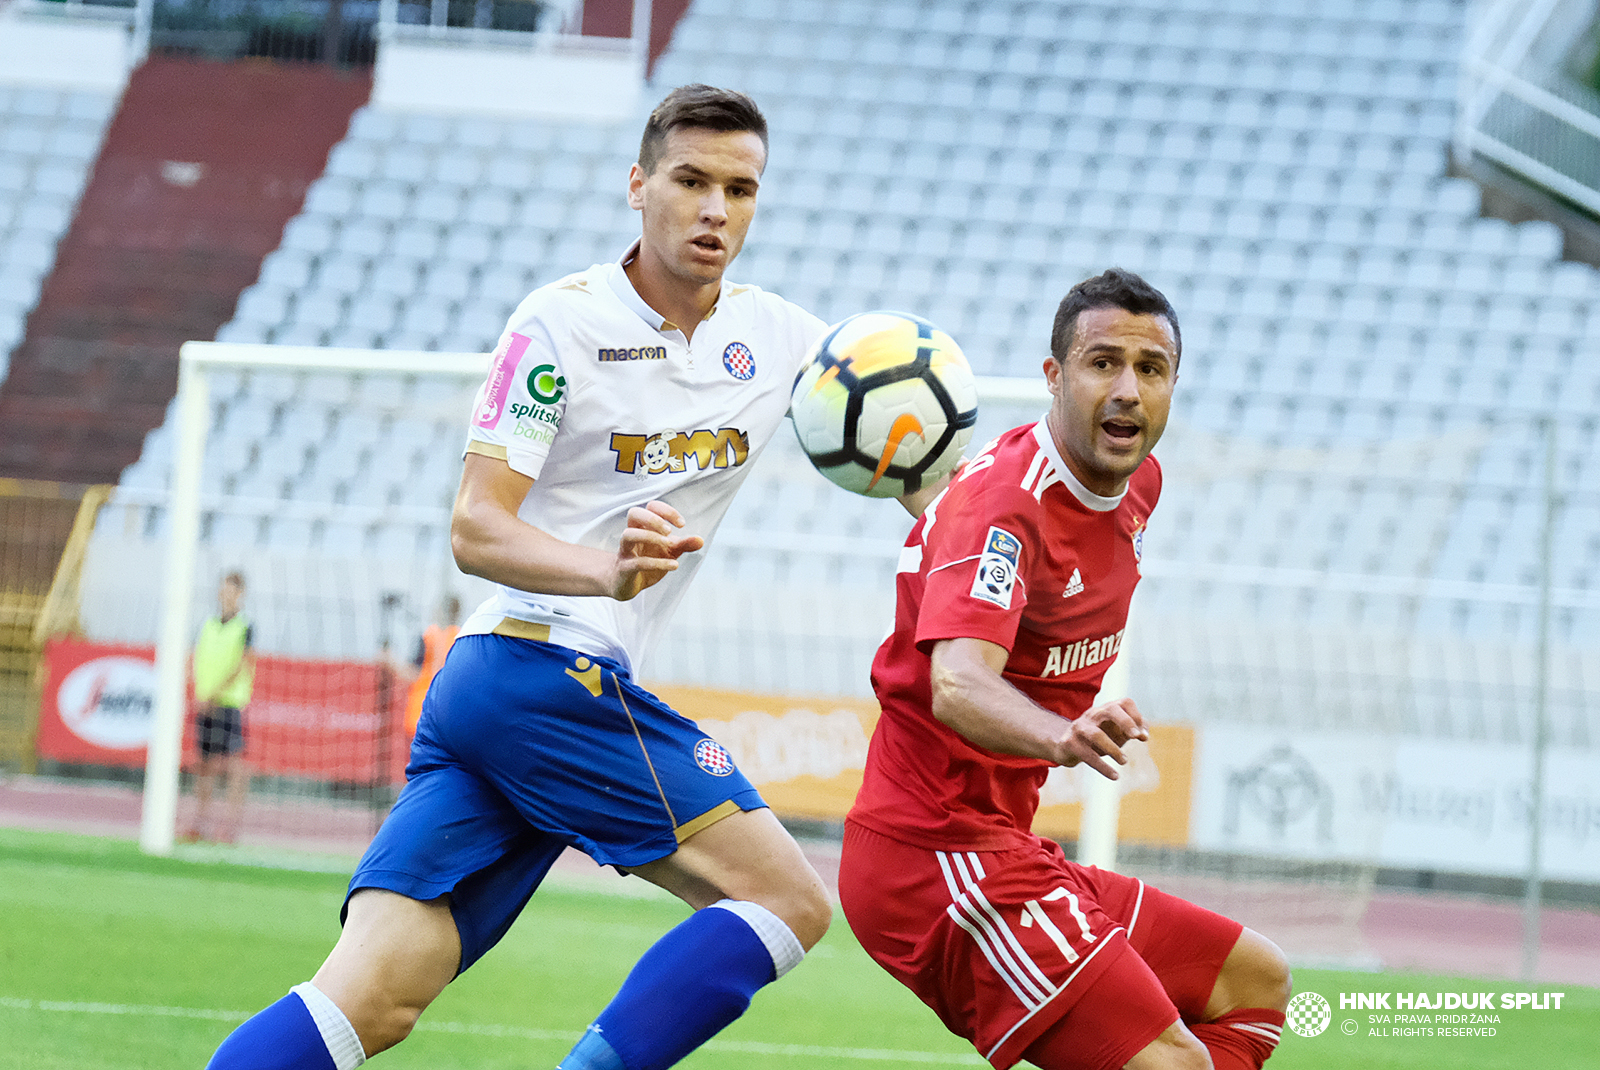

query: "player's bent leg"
xmin=556 ymin=808 xmax=831 ymax=1070
xmin=1202 ymin=928 xmax=1292 ymax=1019
xmin=632 ymin=806 xmax=831 ymax=947
xmin=1084 ymin=871 xmax=1287 ymax=1070
xmin=206 ymin=889 xmax=460 ymax=1069
xmin=1011 ymin=920 xmax=1199 ymax=1070
xmin=1187 ymin=928 xmax=1291 ymax=1070
xmin=312 ymin=888 xmax=461 ymax=1053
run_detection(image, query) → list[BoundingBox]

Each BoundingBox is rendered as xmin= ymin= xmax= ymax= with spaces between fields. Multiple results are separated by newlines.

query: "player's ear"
xmin=627 ymin=164 xmax=647 ymax=210
xmin=1042 ymin=355 xmax=1063 ymax=396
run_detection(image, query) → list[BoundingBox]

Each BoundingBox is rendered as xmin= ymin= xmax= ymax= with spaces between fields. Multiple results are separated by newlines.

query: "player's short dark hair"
xmin=1050 ymin=268 xmax=1181 ymax=368
xmin=222 ymin=570 xmax=245 ymax=588
xmin=638 ymin=84 xmax=768 ymax=175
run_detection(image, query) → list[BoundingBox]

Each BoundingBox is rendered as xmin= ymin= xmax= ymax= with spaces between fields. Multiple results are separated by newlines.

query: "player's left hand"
xmin=1057 ymin=697 xmax=1148 ymax=780
xmin=609 ymin=500 xmax=705 ymax=601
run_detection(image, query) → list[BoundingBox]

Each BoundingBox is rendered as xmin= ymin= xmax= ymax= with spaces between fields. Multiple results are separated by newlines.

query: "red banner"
xmin=37 ymin=638 xmax=408 ymax=783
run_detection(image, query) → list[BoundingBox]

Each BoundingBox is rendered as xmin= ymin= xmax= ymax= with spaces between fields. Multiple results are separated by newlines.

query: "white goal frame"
xmin=139 ymin=340 xmax=1060 ymax=856
xmin=139 ymin=342 xmax=492 ymax=854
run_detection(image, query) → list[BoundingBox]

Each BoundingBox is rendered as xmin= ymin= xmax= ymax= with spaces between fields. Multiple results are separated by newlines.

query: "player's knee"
xmin=786 ymin=879 xmax=833 ymax=951
xmin=1231 ymin=928 xmax=1292 ymax=1012
xmin=364 ymin=998 xmax=427 ymax=1054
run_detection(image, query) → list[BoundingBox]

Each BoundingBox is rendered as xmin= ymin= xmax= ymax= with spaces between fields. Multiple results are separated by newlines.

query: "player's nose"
xmin=1108 ymin=362 xmax=1141 ymax=402
xmin=700 ymin=186 xmax=728 ymax=223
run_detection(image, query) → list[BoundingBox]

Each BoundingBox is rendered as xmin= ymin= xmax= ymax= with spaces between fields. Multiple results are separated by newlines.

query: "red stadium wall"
xmin=580 ymin=0 xmax=692 ymax=77
xmin=0 ymin=58 xmax=371 ymax=484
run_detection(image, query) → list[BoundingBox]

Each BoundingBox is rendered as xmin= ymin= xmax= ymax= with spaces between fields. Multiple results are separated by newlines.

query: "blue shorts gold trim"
xmin=346 ymin=633 xmax=766 ymax=971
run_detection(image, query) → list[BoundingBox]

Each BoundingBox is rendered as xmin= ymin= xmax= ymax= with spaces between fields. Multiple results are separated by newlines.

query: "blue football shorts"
xmin=346 ymin=632 xmax=766 ymax=972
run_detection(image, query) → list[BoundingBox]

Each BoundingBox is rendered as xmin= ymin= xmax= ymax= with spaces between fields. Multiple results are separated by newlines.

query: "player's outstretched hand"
xmin=609 ymin=500 xmax=705 ymax=601
xmin=1056 ymin=697 xmax=1148 ymax=781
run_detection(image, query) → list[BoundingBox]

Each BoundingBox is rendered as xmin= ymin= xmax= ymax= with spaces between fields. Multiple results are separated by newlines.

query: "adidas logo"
xmin=1063 ymin=568 xmax=1084 ymax=598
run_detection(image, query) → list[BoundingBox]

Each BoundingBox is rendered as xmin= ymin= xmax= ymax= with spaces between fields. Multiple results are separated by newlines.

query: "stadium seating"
xmin=0 ymin=84 xmax=118 ymax=384
xmin=111 ymin=0 xmax=1599 ymax=677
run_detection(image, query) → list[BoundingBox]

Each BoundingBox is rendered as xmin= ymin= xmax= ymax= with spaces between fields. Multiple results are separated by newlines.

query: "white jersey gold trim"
xmin=458 ymin=253 xmax=826 ymax=672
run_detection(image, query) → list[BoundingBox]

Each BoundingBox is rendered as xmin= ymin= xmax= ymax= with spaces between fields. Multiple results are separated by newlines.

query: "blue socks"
xmin=207 ymin=991 xmax=337 ymax=1070
xmin=208 ymin=907 xmax=800 ymax=1070
xmin=207 ymin=984 xmax=366 ymax=1070
xmin=558 ymin=902 xmax=801 ymax=1070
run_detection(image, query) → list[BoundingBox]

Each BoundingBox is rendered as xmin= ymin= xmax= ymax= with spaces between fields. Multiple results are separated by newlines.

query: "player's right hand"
xmin=609 ymin=500 xmax=705 ymax=601
xmin=1057 ymin=697 xmax=1148 ymax=781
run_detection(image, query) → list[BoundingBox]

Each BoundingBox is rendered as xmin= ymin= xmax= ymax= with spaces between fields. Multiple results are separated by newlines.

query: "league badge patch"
xmin=970 ymin=526 xmax=1021 ymax=609
xmin=722 ymin=342 xmax=756 ymax=381
xmin=694 ymin=738 xmax=735 ymax=776
xmin=475 ymin=332 xmax=532 ymax=428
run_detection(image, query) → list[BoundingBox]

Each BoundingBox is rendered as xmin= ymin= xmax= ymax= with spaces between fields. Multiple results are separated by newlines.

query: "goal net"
xmin=62 ymin=339 xmax=1599 ymax=972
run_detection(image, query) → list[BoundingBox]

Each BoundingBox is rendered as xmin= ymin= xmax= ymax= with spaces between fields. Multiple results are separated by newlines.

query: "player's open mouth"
xmin=1102 ymin=421 xmax=1139 ymax=441
xmin=691 ymin=237 xmax=724 ymax=252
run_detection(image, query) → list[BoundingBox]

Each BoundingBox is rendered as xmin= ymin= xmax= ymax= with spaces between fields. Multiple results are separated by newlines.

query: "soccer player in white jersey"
xmin=206 ymin=85 xmax=870 ymax=1070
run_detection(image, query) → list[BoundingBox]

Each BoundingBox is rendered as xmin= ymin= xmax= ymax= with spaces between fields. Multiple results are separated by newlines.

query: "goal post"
xmin=1077 ymin=605 xmax=1135 ymax=872
xmin=139 ymin=341 xmax=492 ymax=856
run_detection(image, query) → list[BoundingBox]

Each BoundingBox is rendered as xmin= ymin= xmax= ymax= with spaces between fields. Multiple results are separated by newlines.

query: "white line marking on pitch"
xmin=0 ymin=997 xmax=983 ymax=1065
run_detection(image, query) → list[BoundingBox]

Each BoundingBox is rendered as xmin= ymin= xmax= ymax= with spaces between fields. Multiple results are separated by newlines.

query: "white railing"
xmin=1455 ymin=0 xmax=1600 ymax=216
xmin=375 ymin=0 xmax=647 ymax=66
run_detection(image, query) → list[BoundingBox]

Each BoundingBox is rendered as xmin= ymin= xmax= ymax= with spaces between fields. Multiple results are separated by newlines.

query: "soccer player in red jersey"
xmin=840 ymin=270 xmax=1291 ymax=1070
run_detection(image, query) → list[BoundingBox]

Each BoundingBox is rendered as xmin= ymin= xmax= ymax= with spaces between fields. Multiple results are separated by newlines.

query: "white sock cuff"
xmin=291 ymin=982 xmax=368 ymax=1070
xmin=709 ymin=899 xmax=805 ymax=979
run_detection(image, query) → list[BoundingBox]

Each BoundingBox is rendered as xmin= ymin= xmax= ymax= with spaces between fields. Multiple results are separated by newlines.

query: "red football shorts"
xmin=840 ymin=821 xmax=1243 ymax=1070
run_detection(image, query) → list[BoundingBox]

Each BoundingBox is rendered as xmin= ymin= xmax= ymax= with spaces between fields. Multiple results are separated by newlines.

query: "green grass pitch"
xmin=2 ymin=827 xmax=1595 ymax=1069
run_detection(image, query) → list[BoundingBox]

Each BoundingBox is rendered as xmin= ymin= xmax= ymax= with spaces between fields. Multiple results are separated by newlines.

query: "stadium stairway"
xmin=0 ymin=56 xmax=371 ymax=486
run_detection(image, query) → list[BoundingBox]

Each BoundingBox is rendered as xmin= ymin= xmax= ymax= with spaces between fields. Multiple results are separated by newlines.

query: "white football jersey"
xmin=459 ymin=246 xmax=827 ymax=673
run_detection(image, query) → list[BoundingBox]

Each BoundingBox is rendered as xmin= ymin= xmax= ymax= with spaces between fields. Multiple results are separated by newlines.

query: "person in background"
xmin=384 ymin=594 xmax=463 ymax=738
xmin=183 ymin=570 xmax=255 ymax=844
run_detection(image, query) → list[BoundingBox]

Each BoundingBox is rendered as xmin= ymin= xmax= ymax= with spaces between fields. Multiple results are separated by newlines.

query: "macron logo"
xmin=1063 ymin=568 xmax=1084 ymax=598
xmin=598 ymin=346 xmax=667 ymax=362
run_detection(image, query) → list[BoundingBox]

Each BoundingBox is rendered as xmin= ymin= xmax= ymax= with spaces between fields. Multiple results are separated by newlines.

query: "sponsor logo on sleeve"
xmin=722 ymin=341 xmax=756 ymax=380
xmin=510 ymin=400 xmax=560 ymax=446
xmin=475 ymin=332 xmax=533 ymax=428
xmin=526 ymin=363 xmax=567 ymax=405
xmin=970 ymin=526 xmax=1021 ymax=609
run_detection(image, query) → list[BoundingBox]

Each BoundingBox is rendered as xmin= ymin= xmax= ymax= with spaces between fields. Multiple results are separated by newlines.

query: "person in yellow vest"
xmin=182 ymin=570 xmax=255 ymax=844
xmin=387 ymin=594 xmax=462 ymax=737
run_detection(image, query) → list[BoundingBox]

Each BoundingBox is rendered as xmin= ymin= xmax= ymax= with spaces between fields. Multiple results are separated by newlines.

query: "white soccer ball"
xmin=790 ymin=311 xmax=979 ymax=498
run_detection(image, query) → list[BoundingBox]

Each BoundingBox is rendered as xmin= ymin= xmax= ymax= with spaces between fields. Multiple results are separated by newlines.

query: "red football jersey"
xmin=851 ymin=420 xmax=1161 ymax=851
